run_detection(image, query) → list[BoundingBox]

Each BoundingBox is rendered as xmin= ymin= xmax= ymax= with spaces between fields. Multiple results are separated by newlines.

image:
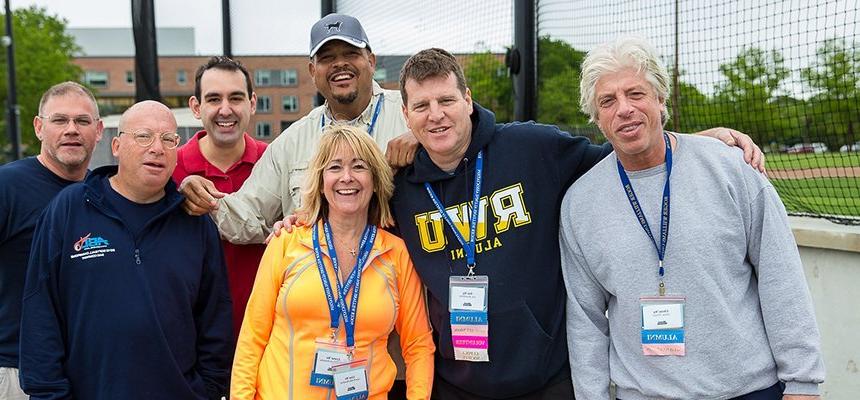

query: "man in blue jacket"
xmin=0 ymin=82 xmax=103 ymax=400
xmin=19 ymin=101 xmax=233 ymax=400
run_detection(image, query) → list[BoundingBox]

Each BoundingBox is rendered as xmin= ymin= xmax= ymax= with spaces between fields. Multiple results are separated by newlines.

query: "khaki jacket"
xmin=214 ymin=81 xmax=408 ymax=244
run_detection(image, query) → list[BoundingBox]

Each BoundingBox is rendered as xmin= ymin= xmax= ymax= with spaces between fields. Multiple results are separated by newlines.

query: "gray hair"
xmin=38 ymin=81 xmax=100 ymax=119
xmin=579 ymin=36 xmax=670 ymax=125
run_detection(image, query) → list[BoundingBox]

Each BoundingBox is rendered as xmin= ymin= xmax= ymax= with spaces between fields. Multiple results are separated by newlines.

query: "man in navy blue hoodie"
xmin=19 ymin=101 xmax=233 ymax=400
xmin=392 ymin=48 xmax=609 ymax=400
xmin=391 ymin=48 xmax=764 ymax=399
xmin=0 ymin=82 xmax=103 ymax=400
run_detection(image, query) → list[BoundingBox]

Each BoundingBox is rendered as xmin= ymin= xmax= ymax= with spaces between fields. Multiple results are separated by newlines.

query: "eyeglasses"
xmin=39 ymin=114 xmax=98 ymax=128
xmin=118 ymin=130 xmax=182 ymax=149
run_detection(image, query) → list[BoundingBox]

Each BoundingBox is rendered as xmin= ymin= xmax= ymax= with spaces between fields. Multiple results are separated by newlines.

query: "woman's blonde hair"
xmin=296 ymin=124 xmax=395 ymax=227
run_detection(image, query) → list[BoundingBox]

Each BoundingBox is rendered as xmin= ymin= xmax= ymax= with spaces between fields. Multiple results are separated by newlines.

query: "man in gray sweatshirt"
xmin=559 ymin=36 xmax=824 ymax=400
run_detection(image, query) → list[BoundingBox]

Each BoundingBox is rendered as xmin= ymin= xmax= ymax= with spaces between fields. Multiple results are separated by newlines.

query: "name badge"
xmin=332 ymin=359 xmax=369 ymax=400
xmin=449 ymin=275 xmax=490 ymax=362
xmin=450 ymin=285 xmax=486 ymax=311
xmin=640 ymin=295 xmax=686 ymax=356
xmin=310 ymin=339 xmax=350 ymax=388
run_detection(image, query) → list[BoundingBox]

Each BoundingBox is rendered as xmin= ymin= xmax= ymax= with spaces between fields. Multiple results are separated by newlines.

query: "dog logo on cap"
xmin=326 ymin=21 xmax=342 ymax=33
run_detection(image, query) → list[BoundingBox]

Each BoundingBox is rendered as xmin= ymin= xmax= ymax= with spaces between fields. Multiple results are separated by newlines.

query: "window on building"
xmin=281 ymin=95 xmax=298 ymax=113
xmin=256 ymin=121 xmax=272 ymax=138
xmin=83 ymin=71 xmax=109 ymax=88
xmin=281 ymin=120 xmax=294 ymax=132
xmin=255 ymin=70 xmax=272 ymax=87
xmin=279 ymin=69 xmax=298 ymax=86
xmin=103 ymin=127 xmax=119 ymax=139
xmin=125 ymin=71 xmax=134 ymax=85
xmin=177 ymin=127 xmax=197 ymax=141
xmin=373 ymin=68 xmax=387 ymax=82
xmin=177 ymin=70 xmax=187 ymax=85
xmin=257 ymin=96 xmax=272 ymax=113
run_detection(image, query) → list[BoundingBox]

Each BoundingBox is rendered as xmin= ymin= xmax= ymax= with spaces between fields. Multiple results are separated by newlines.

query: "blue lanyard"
xmin=424 ymin=151 xmax=483 ymax=273
xmin=616 ymin=133 xmax=672 ymax=295
xmin=320 ymin=93 xmax=384 ymax=135
xmin=312 ymin=221 xmax=377 ymax=348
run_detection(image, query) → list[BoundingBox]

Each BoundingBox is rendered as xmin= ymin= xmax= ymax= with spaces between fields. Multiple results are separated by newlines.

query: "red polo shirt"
xmin=173 ymin=130 xmax=268 ymax=339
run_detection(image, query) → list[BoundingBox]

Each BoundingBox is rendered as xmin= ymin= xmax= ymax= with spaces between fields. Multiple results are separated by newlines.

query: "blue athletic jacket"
xmin=19 ymin=166 xmax=233 ymax=400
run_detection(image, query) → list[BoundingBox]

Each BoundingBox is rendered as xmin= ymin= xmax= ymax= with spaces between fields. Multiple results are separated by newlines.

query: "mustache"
xmin=327 ymin=66 xmax=358 ymax=80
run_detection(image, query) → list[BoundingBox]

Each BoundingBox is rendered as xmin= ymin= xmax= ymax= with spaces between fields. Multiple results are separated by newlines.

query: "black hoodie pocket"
xmin=437 ymin=300 xmax=557 ymax=395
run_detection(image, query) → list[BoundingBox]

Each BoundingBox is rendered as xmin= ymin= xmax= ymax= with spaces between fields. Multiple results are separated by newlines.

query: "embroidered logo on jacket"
xmin=413 ymin=183 xmax=532 ymax=260
xmin=71 ymin=233 xmax=116 ymax=260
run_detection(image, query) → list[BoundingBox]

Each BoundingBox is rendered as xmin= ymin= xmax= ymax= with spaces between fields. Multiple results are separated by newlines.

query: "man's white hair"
xmin=579 ymin=36 xmax=671 ymax=125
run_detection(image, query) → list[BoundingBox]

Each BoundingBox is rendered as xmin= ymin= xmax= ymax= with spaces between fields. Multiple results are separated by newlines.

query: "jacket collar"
xmin=405 ymin=102 xmax=496 ymax=184
xmin=322 ymin=81 xmax=385 ymax=125
xmin=84 ymin=165 xmax=184 ymax=211
xmin=296 ymin=220 xmax=393 ymax=257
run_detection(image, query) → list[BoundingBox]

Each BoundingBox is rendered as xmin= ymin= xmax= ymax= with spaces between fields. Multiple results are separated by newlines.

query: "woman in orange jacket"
xmin=231 ymin=125 xmax=434 ymax=400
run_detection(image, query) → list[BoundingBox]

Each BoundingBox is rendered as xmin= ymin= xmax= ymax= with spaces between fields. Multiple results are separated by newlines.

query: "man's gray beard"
xmin=333 ymin=90 xmax=359 ymax=105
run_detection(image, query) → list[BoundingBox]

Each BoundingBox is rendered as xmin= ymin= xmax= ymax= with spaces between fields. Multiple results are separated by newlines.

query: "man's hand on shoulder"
xmin=386 ymin=131 xmax=419 ymax=169
xmin=179 ymin=175 xmax=226 ymax=216
xmin=265 ymin=214 xmax=304 ymax=244
xmin=783 ymin=395 xmax=820 ymax=400
xmin=696 ymin=127 xmax=766 ymax=173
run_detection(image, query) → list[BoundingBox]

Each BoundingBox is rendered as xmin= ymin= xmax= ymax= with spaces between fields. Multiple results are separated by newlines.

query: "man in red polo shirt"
xmin=173 ymin=56 xmax=268 ymax=339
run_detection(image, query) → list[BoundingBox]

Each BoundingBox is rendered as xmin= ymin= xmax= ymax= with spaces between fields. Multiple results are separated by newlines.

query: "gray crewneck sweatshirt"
xmin=559 ymin=133 xmax=824 ymax=400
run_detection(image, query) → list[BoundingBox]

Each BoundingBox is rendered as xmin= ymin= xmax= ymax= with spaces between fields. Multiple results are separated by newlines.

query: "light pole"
xmin=4 ymin=0 xmax=21 ymax=161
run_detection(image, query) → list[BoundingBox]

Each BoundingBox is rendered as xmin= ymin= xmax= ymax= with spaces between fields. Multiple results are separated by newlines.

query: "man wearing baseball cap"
xmin=180 ymin=13 xmax=416 ymax=242
xmin=178 ymin=13 xmax=415 ymax=397
xmin=309 ymin=13 xmax=372 ymax=57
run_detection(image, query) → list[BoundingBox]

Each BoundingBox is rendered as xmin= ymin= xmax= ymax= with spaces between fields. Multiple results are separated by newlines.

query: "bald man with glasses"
xmin=18 ymin=101 xmax=233 ymax=400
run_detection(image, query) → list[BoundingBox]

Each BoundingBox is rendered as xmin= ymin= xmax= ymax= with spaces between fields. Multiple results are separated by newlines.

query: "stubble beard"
xmin=333 ymin=89 xmax=359 ymax=105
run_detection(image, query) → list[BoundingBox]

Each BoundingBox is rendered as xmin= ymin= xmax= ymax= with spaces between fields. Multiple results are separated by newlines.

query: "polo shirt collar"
xmin=181 ymin=130 xmax=260 ymax=174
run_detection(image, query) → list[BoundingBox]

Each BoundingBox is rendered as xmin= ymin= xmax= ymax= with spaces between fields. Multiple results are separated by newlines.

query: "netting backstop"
xmin=537 ymin=0 xmax=859 ymax=224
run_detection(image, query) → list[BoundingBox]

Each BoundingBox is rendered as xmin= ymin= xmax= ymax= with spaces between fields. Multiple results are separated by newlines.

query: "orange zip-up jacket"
xmin=231 ymin=223 xmax=434 ymax=400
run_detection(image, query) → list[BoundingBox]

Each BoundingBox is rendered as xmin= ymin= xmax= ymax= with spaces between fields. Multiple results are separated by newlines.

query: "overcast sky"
xmin=10 ymin=0 xmax=857 ymax=97
xmin=10 ymin=0 xmax=318 ymax=54
xmin=9 ymin=0 xmax=514 ymax=55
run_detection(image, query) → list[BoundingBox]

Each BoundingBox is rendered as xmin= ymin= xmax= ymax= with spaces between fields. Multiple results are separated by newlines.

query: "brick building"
xmin=69 ymin=27 xmax=407 ymax=143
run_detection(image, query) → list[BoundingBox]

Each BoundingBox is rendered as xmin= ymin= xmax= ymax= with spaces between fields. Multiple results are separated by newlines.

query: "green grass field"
xmin=767 ymin=152 xmax=860 ymax=170
xmin=770 ymin=177 xmax=860 ymax=217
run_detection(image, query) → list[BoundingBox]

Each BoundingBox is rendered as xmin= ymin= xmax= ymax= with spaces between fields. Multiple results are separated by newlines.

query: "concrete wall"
xmin=791 ymin=217 xmax=860 ymax=399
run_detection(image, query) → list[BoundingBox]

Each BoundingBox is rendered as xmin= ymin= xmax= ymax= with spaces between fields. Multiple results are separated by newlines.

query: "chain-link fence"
xmin=536 ymin=0 xmax=859 ymax=224
xmin=337 ymin=0 xmax=515 ymax=118
xmin=337 ymin=1 xmax=860 ymax=224
xmin=5 ymin=1 xmax=856 ymax=223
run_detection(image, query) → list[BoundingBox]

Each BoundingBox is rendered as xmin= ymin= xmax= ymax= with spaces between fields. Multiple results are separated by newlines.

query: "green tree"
xmin=463 ymin=51 xmax=513 ymax=122
xmin=669 ymin=71 xmax=718 ymax=134
xmin=462 ymin=37 xmax=590 ymax=127
xmin=712 ymin=47 xmax=795 ymax=145
xmin=801 ymin=38 xmax=860 ymax=150
xmin=537 ymin=36 xmax=588 ymax=128
xmin=0 ymin=6 xmax=82 ymax=161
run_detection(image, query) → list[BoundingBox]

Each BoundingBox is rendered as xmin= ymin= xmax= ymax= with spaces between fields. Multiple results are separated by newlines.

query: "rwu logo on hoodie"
xmin=413 ymin=183 xmax=532 ymax=260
